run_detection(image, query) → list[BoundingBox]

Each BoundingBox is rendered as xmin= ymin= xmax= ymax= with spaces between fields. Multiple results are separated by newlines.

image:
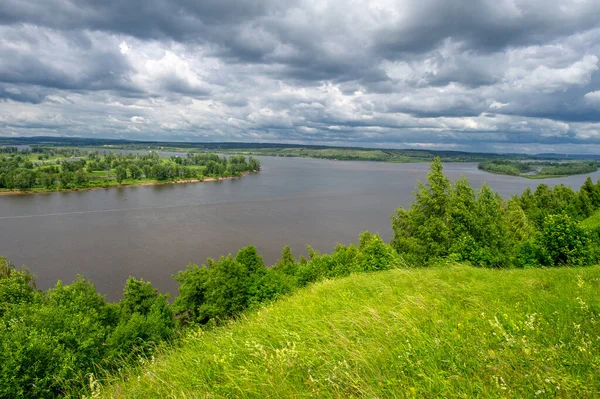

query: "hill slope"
xmin=101 ymin=266 xmax=600 ymax=398
xmin=581 ymin=209 xmax=600 ymax=230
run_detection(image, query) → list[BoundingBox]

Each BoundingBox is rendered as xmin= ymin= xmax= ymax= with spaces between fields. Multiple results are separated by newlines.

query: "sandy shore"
xmin=0 ymin=170 xmax=257 ymax=196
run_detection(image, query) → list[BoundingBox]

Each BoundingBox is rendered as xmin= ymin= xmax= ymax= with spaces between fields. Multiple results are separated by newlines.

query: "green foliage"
xmin=172 ymin=264 xmax=209 ymax=323
xmin=357 ymin=231 xmax=400 ymax=271
xmin=0 ymin=256 xmax=36 ymax=311
xmin=478 ymin=160 xmax=533 ymax=176
xmin=0 ymin=260 xmax=174 ymax=398
xmin=115 ymin=165 xmax=127 ymax=184
xmin=391 ymin=157 xmax=452 ymax=264
xmin=173 ymin=235 xmax=403 ymax=326
xmin=197 ymin=255 xmax=250 ymax=321
xmin=478 ymin=160 xmax=598 ymax=178
xmin=537 ymin=162 xmax=598 ymax=176
xmin=393 ymin=158 xmax=600 ymax=268
xmin=537 ymin=214 xmax=592 ymax=266
xmin=0 ymin=148 xmax=258 ymax=192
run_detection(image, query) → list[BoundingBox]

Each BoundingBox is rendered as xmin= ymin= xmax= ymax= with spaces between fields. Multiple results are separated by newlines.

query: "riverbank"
xmin=0 ymin=170 xmax=257 ymax=196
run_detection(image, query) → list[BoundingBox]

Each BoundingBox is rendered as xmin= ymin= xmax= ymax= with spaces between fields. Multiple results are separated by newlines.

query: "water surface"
xmin=2 ymin=157 xmax=599 ymax=300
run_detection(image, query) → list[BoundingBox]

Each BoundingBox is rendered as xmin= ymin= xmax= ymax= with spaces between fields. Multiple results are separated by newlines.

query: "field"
xmin=100 ymin=265 xmax=600 ymax=398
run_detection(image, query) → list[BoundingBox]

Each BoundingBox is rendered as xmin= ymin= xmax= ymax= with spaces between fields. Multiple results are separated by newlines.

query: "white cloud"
xmin=584 ymin=90 xmax=600 ymax=104
xmin=510 ymin=55 xmax=599 ymax=93
xmin=489 ymin=101 xmax=509 ymax=109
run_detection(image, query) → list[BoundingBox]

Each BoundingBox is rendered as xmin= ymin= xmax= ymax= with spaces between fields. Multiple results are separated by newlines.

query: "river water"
xmin=1 ymin=156 xmax=599 ymax=300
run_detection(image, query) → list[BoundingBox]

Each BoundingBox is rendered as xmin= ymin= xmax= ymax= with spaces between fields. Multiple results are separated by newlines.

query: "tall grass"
xmin=99 ymin=265 xmax=600 ymax=398
xmin=581 ymin=209 xmax=600 ymax=230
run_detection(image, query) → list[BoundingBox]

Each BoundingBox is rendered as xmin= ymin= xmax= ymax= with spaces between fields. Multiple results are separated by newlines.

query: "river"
xmin=1 ymin=156 xmax=599 ymax=300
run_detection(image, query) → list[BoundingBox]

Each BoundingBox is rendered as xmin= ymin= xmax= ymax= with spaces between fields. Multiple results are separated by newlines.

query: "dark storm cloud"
xmin=1 ymin=0 xmax=600 ymax=152
xmin=0 ymin=0 xmax=286 ymax=40
xmin=374 ymin=0 xmax=600 ymax=56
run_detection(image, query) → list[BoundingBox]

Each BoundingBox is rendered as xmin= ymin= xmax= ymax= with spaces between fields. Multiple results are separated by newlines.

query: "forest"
xmin=478 ymin=159 xmax=599 ymax=178
xmin=1 ymin=158 xmax=600 ymax=397
xmin=0 ymin=147 xmax=260 ymax=193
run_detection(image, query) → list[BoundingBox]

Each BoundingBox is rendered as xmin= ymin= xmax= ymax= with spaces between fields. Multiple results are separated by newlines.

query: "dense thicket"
xmin=393 ymin=158 xmax=600 ymax=267
xmin=0 ymin=149 xmax=260 ymax=191
xmin=0 ymin=257 xmax=173 ymax=398
xmin=1 ymin=157 xmax=599 ymax=398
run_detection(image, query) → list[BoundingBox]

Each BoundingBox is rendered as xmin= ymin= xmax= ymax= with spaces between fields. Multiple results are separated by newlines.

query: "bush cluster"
xmin=0 ymin=257 xmax=173 ymax=398
xmin=173 ymin=232 xmax=401 ymax=325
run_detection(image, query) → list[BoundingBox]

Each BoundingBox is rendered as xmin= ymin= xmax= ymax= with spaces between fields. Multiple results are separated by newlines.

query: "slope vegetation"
xmin=101 ymin=265 xmax=600 ymax=398
xmin=581 ymin=209 xmax=600 ymax=230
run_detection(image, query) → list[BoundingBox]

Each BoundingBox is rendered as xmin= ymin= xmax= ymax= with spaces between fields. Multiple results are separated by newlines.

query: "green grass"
xmin=581 ymin=210 xmax=600 ymax=230
xmin=99 ymin=265 xmax=600 ymax=398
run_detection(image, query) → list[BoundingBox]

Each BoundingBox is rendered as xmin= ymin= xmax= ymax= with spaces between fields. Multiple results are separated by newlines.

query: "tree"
xmin=40 ymin=172 xmax=55 ymax=189
xmin=235 ymin=245 xmax=265 ymax=275
xmin=274 ymin=245 xmax=297 ymax=275
xmin=121 ymin=277 xmax=162 ymax=316
xmin=115 ymin=165 xmax=127 ymax=184
xmin=129 ymin=165 xmax=142 ymax=180
xmin=75 ymin=168 xmax=88 ymax=185
xmin=581 ymin=177 xmax=600 ymax=209
xmin=198 ymin=256 xmax=249 ymax=321
xmin=391 ymin=157 xmax=452 ymax=264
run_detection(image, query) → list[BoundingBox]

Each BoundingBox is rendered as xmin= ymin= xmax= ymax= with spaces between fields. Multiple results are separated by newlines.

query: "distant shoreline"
xmin=0 ymin=170 xmax=257 ymax=196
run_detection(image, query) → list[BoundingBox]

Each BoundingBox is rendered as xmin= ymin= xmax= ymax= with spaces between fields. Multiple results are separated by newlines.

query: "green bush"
xmin=0 ymin=261 xmax=175 ymax=398
xmin=357 ymin=231 xmax=400 ymax=271
xmin=538 ymin=214 xmax=591 ymax=266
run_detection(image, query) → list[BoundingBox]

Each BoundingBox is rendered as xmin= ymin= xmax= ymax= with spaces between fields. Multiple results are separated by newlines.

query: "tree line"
xmin=394 ymin=158 xmax=599 ymax=268
xmin=0 ymin=149 xmax=260 ymax=191
xmin=1 ymin=157 xmax=599 ymax=397
xmin=478 ymin=159 xmax=598 ymax=177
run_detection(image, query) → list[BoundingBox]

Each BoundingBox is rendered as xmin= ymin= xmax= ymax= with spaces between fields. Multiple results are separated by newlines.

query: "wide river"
xmin=2 ymin=156 xmax=599 ymax=300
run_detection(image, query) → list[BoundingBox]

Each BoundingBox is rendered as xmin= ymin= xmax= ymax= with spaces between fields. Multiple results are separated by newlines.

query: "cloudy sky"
xmin=1 ymin=0 xmax=600 ymax=153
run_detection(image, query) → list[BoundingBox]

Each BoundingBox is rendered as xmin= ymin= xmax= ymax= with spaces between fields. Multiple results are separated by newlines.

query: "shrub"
xmin=537 ymin=214 xmax=591 ymax=266
xmin=357 ymin=231 xmax=400 ymax=272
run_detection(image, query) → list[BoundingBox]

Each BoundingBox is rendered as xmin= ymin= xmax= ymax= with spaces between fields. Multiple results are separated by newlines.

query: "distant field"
xmin=101 ymin=265 xmax=600 ymax=398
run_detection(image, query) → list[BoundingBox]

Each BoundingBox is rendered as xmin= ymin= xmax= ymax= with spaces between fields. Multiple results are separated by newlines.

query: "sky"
xmin=1 ymin=1 xmax=600 ymax=153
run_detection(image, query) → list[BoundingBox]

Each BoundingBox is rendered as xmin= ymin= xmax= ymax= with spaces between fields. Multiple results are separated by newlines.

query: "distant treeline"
xmin=0 ymin=148 xmax=260 ymax=192
xmin=478 ymin=159 xmax=598 ymax=177
xmin=1 ymin=158 xmax=600 ymax=397
xmin=8 ymin=136 xmax=600 ymax=162
xmin=219 ymin=147 xmax=514 ymax=163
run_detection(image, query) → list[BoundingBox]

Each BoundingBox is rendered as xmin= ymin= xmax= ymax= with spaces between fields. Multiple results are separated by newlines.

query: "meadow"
xmin=99 ymin=265 xmax=600 ymax=398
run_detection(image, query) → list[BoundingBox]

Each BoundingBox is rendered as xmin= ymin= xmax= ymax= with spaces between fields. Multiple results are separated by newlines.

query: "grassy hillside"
xmin=100 ymin=265 xmax=600 ymax=398
xmin=581 ymin=209 xmax=600 ymax=230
